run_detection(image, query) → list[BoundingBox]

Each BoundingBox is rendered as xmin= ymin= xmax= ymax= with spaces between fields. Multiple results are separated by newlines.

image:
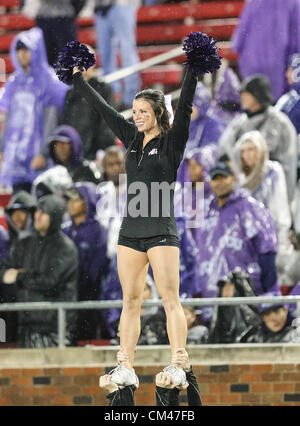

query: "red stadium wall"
xmin=1 ymin=362 xmax=300 ymax=406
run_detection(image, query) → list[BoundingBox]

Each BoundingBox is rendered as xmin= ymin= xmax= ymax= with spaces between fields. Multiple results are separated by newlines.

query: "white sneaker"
xmin=108 ymin=364 xmax=138 ymax=387
xmin=162 ymin=365 xmax=186 ymax=388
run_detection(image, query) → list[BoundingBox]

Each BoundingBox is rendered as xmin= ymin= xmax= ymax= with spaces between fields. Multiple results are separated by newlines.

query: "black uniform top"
xmin=72 ymin=70 xmax=198 ymax=238
xmin=155 ymin=368 xmax=202 ymax=406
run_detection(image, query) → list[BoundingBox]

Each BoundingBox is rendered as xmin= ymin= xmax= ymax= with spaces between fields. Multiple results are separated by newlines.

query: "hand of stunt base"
xmin=155 ymin=372 xmax=176 ymax=389
xmin=99 ymin=374 xmax=118 ymax=395
xmin=172 ymin=348 xmax=191 ymax=372
xmin=73 ymin=66 xmax=81 ymax=75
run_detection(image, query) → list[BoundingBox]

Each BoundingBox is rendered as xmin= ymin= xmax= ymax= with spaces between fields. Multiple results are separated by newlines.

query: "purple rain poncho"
xmin=196 ymin=188 xmax=279 ymax=324
xmin=232 ymin=131 xmax=292 ymax=259
xmin=176 ymin=82 xmax=225 ymax=185
xmin=176 ymin=216 xmax=199 ymax=298
xmin=47 ymin=125 xmax=84 ymax=168
xmin=210 ymin=68 xmax=242 ymax=126
xmin=175 ymin=145 xmax=217 ymax=246
xmin=0 ymin=28 xmax=68 ymax=187
xmin=232 ymin=0 xmax=300 ymax=101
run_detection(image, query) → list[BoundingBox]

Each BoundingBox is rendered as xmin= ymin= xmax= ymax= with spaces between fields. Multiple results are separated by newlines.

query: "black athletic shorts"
xmin=118 ymin=234 xmax=180 ymax=253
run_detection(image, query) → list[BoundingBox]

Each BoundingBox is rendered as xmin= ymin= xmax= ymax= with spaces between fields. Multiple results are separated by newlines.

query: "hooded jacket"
xmin=62 ymin=182 xmax=108 ymax=301
xmin=232 ymin=0 xmax=300 ymax=101
xmin=210 ymin=68 xmax=242 ymax=126
xmin=238 ymin=283 xmax=300 ymax=343
xmin=176 ymin=83 xmax=225 ymax=185
xmin=5 ymin=190 xmax=37 ymax=249
xmin=239 ymin=312 xmax=300 ymax=343
xmin=0 ymin=194 xmax=78 ymax=346
xmin=175 ymin=144 xmax=217 ymax=209
xmin=233 ymin=131 xmax=292 ymax=257
xmin=219 ymin=105 xmax=298 ymax=202
xmin=59 ymin=76 xmax=116 ymax=159
xmin=196 ymin=188 xmax=279 ymax=324
xmin=47 ymin=125 xmax=102 ymax=184
xmin=0 ymin=28 xmax=68 ymax=187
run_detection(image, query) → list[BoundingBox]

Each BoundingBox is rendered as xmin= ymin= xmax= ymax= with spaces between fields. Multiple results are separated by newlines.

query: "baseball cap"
xmin=209 ymin=161 xmax=234 ymax=180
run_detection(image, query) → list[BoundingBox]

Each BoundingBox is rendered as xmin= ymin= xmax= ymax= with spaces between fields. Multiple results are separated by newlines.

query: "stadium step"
xmin=78 ymin=19 xmax=237 ymax=46
xmin=0 ymin=1 xmax=244 ymax=29
xmin=0 ymin=0 xmax=19 ymax=8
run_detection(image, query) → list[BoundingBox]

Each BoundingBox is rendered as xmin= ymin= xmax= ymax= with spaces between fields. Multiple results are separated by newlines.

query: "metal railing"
xmin=1 ymin=295 xmax=300 ymax=348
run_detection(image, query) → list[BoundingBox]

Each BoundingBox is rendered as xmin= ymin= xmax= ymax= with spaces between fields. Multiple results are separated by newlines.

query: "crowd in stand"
xmin=1 ymin=0 xmax=300 ymax=348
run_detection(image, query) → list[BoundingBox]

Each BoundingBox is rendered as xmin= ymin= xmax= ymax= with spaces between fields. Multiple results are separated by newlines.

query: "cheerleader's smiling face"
xmin=132 ymin=99 xmax=158 ymax=134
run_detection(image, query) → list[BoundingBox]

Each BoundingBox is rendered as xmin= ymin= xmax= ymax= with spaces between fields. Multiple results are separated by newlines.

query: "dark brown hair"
xmin=125 ymin=89 xmax=170 ymax=159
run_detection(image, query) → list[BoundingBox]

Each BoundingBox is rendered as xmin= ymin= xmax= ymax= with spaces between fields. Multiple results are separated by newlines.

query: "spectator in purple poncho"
xmin=175 ymin=145 xmax=217 ymax=245
xmin=232 ymin=0 xmax=300 ymax=101
xmin=219 ymin=74 xmax=298 ymax=202
xmin=0 ymin=28 xmax=68 ymax=193
xmin=177 ymin=82 xmax=225 ymax=185
xmin=196 ymin=160 xmax=279 ymax=325
xmin=175 ymin=216 xmax=199 ymax=299
xmin=62 ymin=182 xmax=108 ymax=341
xmin=232 ymin=130 xmax=294 ymax=281
xmin=210 ymin=68 xmax=242 ymax=126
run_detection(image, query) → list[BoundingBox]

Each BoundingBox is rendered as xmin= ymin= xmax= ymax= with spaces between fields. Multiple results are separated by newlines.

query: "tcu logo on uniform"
xmin=220 ymin=235 xmax=243 ymax=251
xmin=199 ymin=261 xmax=212 ymax=276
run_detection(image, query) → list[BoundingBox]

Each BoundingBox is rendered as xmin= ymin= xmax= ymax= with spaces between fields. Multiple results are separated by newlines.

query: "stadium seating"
xmin=0 ymin=1 xmax=244 ymax=88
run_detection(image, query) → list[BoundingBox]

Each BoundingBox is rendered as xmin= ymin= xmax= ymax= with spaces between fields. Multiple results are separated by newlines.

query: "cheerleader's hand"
xmin=155 ymin=372 xmax=176 ymax=389
xmin=73 ymin=66 xmax=81 ymax=75
xmin=99 ymin=374 xmax=118 ymax=394
xmin=172 ymin=348 xmax=191 ymax=372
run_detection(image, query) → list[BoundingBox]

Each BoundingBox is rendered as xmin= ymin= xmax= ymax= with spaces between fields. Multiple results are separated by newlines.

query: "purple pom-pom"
xmin=54 ymin=40 xmax=96 ymax=85
xmin=183 ymin=32 xmax=222 ymax=76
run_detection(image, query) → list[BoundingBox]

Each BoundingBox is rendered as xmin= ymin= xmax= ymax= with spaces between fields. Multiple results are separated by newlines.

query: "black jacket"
xmin=156 ymin=368 xmax=202 ymax=406
xmin=0 ymin=195 xmax=78 ymax=346
xmin=72 ymin=70 xmax=198 ymax=238
xmin=208 ymin=269 xmax=261 ymax=344
xmin=238 ymin=312 xmax=300 ymax=343
xmin=5 ymin=190 xmax=37 ymax=250
xmin=60 ymin=76 xmax=116 ymax=159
